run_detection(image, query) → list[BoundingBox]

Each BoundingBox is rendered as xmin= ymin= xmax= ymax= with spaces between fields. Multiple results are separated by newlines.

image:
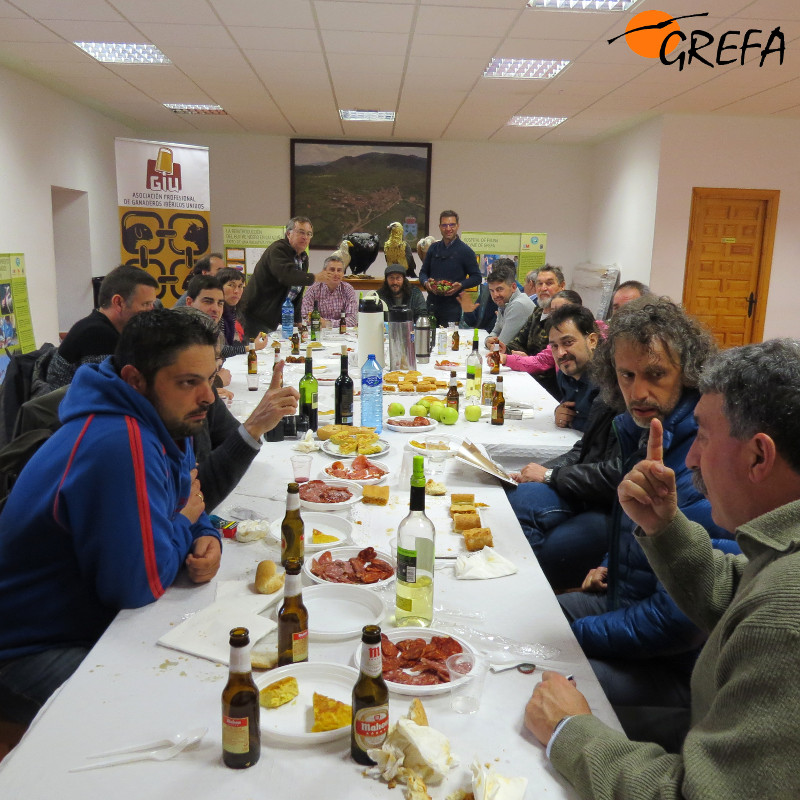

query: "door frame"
xmin=683 ymin=187 xmax=780 ymax=345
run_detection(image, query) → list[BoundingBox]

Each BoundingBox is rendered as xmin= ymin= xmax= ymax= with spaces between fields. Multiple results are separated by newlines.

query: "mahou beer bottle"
xmin=490 ymin=342 xmax=501 ymax=375
xmin=491 ymin=375 xmax=505 ymax=426
xmin=281 ymin=483 xmax=304 ymax=567
xmin=221 ymin=627 xmax=260 ymax=769
xmin=351 ymin=624 xmax=389 ymax=765
xmin=277 ymin=559 xmax=309 ymax=666
xmin=446 ymin=370 xmax=459 ymax=412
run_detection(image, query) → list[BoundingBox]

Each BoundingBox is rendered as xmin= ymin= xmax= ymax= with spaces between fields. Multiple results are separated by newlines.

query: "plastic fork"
xmin=85 ymin=725 xmax=208 ymax=758
xmin=70 ymin=727 xmax=207 ymax=771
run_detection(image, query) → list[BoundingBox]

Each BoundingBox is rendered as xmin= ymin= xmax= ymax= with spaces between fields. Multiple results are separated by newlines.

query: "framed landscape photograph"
xmin=291 ymin=139 xmax=432 ymax=251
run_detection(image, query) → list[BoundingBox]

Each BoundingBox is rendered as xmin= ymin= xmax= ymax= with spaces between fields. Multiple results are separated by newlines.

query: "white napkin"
xmin=293 ymin=430 xmax=320 ymax=452
xmin=471 ymin=759 xmax=528 ymax=800
xmin=234 ymin=519 xmax=269 ymax=542
xmin=454 ymin=547 xmax=518 ymax=580
xmin=157 ymin=594 xmax=277 ymax=665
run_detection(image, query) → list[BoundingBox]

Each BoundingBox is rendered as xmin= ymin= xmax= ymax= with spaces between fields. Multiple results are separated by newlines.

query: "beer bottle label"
xmin=362 ymin=641 xmax=383 ymax=678
xmin=222 ymin=716 xmax=250 ymax=754
xmin=353 ymin=706 xmax=389 ymax=751
xmin=292 ymin=629 xmax=308 ymax=662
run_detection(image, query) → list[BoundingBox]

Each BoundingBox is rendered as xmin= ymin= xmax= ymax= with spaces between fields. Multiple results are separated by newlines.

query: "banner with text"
xmin=222 ymin=224 xmax=286 ymax=275
xmin=115 ymin=138 xmax=211 ymax=306
xmin=0 ymin=253 xmax=36 ymax=381
xmin=461 ymin=232 xmax=548 ymax=285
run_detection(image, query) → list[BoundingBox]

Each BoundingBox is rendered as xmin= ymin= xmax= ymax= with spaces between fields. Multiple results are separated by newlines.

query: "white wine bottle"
xmin=395 ymin=455 xmax=435 ymax=627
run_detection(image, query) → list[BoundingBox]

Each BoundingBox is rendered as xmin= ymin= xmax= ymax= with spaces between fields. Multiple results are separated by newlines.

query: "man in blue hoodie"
xmin=0 ymin=310 xmax=222 ymax=727
xmin=556 ymin=298 xmax=736 ymax=751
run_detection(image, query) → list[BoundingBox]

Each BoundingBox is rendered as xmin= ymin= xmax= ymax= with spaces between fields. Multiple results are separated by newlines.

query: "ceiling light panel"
xmin=508 ymin=115 xmax=568 ymax=127
xmin=484 ymin=58 xmax=570 ymax=79
xmin=74 ymin=42 xmax=170 ymax=64
xmin=164 ymin=104 xmax=226 ymax=115
xmin=527 ymin=0 xmax=640 ymax=10
xmin=339 ymin=110 xmax=395 ymax=122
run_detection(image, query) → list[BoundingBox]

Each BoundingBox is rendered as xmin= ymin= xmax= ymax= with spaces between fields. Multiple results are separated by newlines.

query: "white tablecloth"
xmin=0 ymin=343 xmax=614 ymax=800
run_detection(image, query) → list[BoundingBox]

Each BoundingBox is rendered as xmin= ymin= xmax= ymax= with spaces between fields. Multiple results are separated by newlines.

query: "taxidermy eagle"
xmin=343 ymin=232 xmax=380 ymax=275
xmin=383 ymin=221 xmax=417 ymax=278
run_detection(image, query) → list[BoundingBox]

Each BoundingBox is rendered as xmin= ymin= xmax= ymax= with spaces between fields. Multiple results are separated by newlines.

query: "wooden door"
xmin=683 ymin=188 xmax=779 ymax=347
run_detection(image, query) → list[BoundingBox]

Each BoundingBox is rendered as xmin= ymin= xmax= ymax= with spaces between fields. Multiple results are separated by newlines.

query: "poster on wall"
xmin=0 ymin=254 xmax=37 ymax=382
xmin=461 ymin=232 xmax=548 ymax=285
xmin=222 ymin=224 xmax=286 ymax=275
xmin=115 ymin=138 xmax=211 ymax=306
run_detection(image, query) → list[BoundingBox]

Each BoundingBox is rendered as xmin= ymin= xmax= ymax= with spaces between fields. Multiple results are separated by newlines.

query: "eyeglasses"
xmin=440 ymin=223 xmax=457 ymax=229
xmin=292 ymin=229 xmax=313 ymax=238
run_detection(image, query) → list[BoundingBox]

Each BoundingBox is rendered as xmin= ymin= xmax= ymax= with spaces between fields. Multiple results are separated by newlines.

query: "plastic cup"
xmin=290 ymin=454 xmax=313 ymax=484
xmin=446 ymin=652 xmax=489 ymax=714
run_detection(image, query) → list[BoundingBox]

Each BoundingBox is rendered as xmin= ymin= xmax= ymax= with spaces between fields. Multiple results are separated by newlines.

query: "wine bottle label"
xmin=353 ymin=706 xmax=389 ymax=751
xmin=361 ymin=641 xmax=383 ymax=678
xmin=397 ymin=546 xmax=417 ymax=584
xmin=292 ymin=629 xmax=308 ymax=662
xmin=311 ymin=392 xmax=318 ymax=410
xmin=222 ymin=716 xmax=250 ymax=754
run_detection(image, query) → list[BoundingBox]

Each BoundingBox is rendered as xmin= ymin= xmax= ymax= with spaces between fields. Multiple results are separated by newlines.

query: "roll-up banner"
xmin=115 ymin=138 xmax=210 ymax=306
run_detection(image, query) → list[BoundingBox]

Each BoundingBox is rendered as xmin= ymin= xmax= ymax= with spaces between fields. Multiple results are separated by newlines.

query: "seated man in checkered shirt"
xmin=300 ymin=255 xmax=357 ymax=327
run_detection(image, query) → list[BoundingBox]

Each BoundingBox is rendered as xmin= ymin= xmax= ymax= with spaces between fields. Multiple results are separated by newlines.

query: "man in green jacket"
xmin=525 ymin=338 xmax=800 ymax=800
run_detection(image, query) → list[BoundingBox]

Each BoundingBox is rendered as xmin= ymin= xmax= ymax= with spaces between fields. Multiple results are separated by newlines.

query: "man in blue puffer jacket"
xmin=558 ymin=297 xmax=738 ymax=752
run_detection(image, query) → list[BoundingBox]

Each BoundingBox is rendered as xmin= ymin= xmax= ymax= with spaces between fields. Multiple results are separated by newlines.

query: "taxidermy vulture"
xmin=383 ymin=221 xmax=417 ymax=278
xmin=330 ymin=238 xmax=352 ymax=272
xmin=343 ymin=232 xmax=380 ymax=275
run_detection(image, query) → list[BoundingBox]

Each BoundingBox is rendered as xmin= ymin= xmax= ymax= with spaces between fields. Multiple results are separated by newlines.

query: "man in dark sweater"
xmin=419 ymin=210 xmax=481 ymax=325
xmin=46 ymin=265 xmax=158 ymax=389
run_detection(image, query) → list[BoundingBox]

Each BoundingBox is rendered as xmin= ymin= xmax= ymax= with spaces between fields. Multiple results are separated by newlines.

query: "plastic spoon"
xmin=70 ymin=727 xmax=207 ymax=771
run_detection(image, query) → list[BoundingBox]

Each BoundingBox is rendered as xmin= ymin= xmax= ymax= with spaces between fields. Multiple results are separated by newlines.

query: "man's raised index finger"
xmin=269 ymin=359 xmax=285 ymax=389
xmin=647 ymin=418 xmax=664 ymax=463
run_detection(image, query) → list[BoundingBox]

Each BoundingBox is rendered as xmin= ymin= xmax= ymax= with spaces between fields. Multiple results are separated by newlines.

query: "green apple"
xmin=409 ymin=403 xmax=428 ymax=417
xmin=464 ymin=405 xmax=482 ymax=422
xmin=387 ymin=402 xmax=405 ymax=417
xmin=440 ymin=406 xmax=459 ymax=425
xmin=417 ymin=398 xmax=432 ymax=411
xmin=429 ymin=401 xmax=445 ymax=421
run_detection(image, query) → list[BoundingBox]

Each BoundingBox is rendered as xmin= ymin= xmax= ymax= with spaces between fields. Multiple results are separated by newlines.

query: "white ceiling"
xmin=1 ymin=0 xmax=798 ymax=144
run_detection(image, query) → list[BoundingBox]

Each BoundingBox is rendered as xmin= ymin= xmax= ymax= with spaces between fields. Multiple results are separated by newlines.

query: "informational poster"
xmin=461 ymin=231 xmax=548 ymax=285
xmin=0 ymin=254 xmax=36 ymax=382
xmin=115 ymin=138 xmax=211 ymax=306
xmin=222 ymin=224 xmax=286 ymax=275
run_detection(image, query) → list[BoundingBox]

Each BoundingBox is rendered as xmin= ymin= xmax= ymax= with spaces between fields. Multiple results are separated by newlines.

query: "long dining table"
xmin=0 ymin=334 xmax=620 ymax=799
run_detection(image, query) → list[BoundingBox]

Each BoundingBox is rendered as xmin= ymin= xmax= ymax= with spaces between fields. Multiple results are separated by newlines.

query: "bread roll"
xmin=453 ymin=512 xmax=481 ymax=531
xmin=255 ymin=560 xmax=285 ymax=594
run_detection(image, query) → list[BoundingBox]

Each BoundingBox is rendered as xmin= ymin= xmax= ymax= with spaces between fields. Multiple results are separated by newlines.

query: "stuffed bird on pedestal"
xmin=383 ymin=221 xmax=417 ymax=278
xmin=344 ymin=232 xmax=381 ymax=275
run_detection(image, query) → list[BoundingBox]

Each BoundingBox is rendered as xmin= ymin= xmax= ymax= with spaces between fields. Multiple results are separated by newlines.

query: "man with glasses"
xmin=240 ymin=216 xmax=321 ymax=337
xmin=419 ymin=210 xmax=481 ymax=325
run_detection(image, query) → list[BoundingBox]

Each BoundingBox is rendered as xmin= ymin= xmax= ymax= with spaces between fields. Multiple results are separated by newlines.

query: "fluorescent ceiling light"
xmin=526 ymin=0 xmax=640 ymax=10
xmin=164 ymin=104 xmax=226 ymax=115
xmin=484 ymin=58 xmax=569 ymax=80
xmin=508 ymin=115 xmax=567 ymax=127
xmin=339 ymin=110 xmax=395 ymax=122
xmin=75 ymin=42 xmax=170 ymax=64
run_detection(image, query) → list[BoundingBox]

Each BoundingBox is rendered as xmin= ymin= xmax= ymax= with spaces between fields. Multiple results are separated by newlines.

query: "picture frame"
xmin=290 ymin=139 xmax=432 ymax=251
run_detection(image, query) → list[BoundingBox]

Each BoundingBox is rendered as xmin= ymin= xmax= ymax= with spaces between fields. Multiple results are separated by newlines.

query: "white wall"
xmin=588 ymin=117 xmax=663 ymax=285
xmin=140 ymin=133 xmax=594 ymax=278
xmin=651 ymin=114 xmax=800 ymax=339
xmin=0 ymin=65 xmax=130 ymax=344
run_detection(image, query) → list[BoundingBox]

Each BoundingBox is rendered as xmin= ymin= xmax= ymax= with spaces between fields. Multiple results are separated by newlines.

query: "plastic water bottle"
xmin=360 ymin=354 xmax=383 ymax=433
xmin=281 ymin=297 xmax=294 ymax=339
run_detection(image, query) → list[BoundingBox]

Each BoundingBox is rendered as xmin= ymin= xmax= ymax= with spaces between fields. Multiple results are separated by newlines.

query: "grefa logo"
xmin=608 ymin=10 xmax=785 ymax=70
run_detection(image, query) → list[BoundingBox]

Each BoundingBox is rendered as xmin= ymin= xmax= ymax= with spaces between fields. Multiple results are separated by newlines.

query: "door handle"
xmin=747 ymin=292 xmax=756 ymax=318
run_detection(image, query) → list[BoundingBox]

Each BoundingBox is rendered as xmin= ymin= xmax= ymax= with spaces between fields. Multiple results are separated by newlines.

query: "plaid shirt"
xmin=301 ymin=280 xmax=358 ymax=325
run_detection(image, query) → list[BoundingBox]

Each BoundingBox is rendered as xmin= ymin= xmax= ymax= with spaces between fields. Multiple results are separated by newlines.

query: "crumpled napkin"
xmin=454 ymin=547 xmax=517 ymax=580
xmin=234 ymin=519 xmax=269 ymax=542
xmin=293 ymin=430 xmax=320 ymax=452
xmin=471 ymin=759 xmax=528 ymax=800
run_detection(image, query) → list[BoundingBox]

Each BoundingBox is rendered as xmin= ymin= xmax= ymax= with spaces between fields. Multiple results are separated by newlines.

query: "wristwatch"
xmin=543 ymin=469 xmax=553 ymax=485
